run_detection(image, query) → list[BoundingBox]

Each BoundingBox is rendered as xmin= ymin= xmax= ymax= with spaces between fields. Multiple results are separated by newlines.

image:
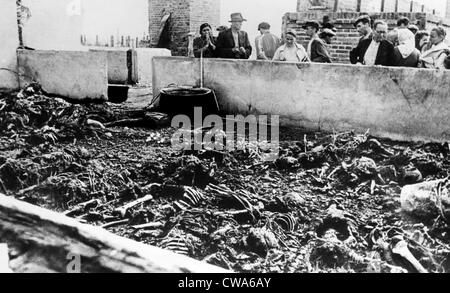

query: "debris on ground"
xmin=1 ymin=87 xmax=450 ymax=273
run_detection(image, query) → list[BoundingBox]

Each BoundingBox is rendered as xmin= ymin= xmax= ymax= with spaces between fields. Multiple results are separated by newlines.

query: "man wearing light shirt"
xmin=351 ymin=20 xmax=394 ymax=66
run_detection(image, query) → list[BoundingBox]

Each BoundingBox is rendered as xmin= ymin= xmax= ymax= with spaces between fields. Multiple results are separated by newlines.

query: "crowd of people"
xmin=193 ymin=12 xmax=450 ymax=69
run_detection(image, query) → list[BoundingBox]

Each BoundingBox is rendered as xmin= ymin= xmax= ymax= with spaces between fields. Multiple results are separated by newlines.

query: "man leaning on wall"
xmin=255 ymin=22 xmax=280 ymax=61
xmin=350 ymin=20 xmax=395 ymax=67
xmin=350 ymin=15 xmax=373 ymax=64
xmin=216 ymin=13 xmax=252 ymax=59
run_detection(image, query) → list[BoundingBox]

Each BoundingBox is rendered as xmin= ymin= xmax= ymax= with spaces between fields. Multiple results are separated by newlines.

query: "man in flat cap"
xmin=255 ymin=22 xmax=281 ymax=60
xmin=216 ymin=13 xmax=252 ymax=59
xmin=304 ymin=21 xmax=332 ymax=63
xmin=350 ymin=15 xmax=373 ymax=64
xmin=320 ymin=28 xmax=336 ymax=45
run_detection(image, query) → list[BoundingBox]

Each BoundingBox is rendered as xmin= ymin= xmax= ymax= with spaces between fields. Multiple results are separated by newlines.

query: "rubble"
xmin=1 ymin=87 xmax=450 ymax=273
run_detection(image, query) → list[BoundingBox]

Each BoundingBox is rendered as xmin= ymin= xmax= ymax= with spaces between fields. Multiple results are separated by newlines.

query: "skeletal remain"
xmin=391 ymin=240 xmax=428 ymax=273
xmin=87 ymin=119 xmax=106 ymax=129
xmin=114 ymin=194 xmax=154 ymax=218
xmin=63 ymin=199 xmax=101 ymax=217
xmin=101 ymin=219 xmax=129 ymax=229
xmin=132 ymin=222 xmax=165 ymax=231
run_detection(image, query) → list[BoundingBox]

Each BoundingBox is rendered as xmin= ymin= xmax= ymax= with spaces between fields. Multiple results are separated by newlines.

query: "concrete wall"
xmin=21 ymin=0 xmax=83 ymax=50
xmin=153 ymin=57 xmax=450 ymax=143
xmin=18 ymin=50 xmax=107 ymax=101
xmin=136 ymin=48 xmax=171 ymax=86
xmin=89 ymin=48 xmax=137 ymax=85
xmin=0 ymin=0 xmax=19 ymax=90
xmin=88 ymin=47 xmax=171 ymax=86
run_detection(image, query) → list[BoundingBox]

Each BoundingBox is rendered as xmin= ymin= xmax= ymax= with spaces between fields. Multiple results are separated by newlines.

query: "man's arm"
xmin=350 ymin=40 xmax=362 ymax=64
xmin=255 ymin=36 xmax=267 ymax=60
xmin=382 ymin=41 xmax=395 ymax=66
xmin=241 ymin=32 xmax=252 ymax=59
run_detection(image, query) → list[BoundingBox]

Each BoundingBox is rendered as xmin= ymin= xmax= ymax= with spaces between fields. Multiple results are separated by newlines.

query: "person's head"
xmin=354 ymin=15 xmax=372 ymax=37
xmin=408 ymin=24 xmax=419 ymax=35
xmin=397 ymin=29 xmax=415 ymax=48
xmin=373 ymin=20 xmax=388 ymax=42
xmin=430 ymin=27 xmax=446 ymax=45
xmin=217 ymin=25 xmax=228 ymax=34
xmin=229 ymin=13 xmax=246 ymax=31
xmin=387 ymin=30 xmax=398 ymax=46
xmin=258 ymin=22 xmax=271 ymax=34
xmin=285 ymin=31 xmax=296 ymax=46
xmin=303 ymin=21 xmax=320 ymax=38
xmin=200 ymin=23 xmax=212 ymax=38
xmin=416 ymin=30 xmax=429 ymax=47
xmin=397 ymin=17 xmax=410 ymax=28
xmin=319 ymin=29 xmax=336 ymax=44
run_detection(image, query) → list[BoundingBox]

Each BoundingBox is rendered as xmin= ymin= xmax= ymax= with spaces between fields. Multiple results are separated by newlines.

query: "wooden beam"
xmin=0 ymin=194 xmax=230 ymax=273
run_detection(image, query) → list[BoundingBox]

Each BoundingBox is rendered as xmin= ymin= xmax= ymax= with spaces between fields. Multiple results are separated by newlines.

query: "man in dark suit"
xmin=350 ymin=20 xmax=394 ymax=66
xmin=216 ymin=13 xmax=252 ymax=59
xmin=350 ymin=15 xmax=373 ymax=64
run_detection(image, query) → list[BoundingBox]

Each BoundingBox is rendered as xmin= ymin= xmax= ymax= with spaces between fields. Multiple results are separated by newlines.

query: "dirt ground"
xmin=1 ymin=85 xmax=450 ymax=273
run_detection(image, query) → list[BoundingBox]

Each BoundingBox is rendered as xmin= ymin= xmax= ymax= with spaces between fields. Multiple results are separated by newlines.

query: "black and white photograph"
xmin=1 ymin=0 xmax=450 ymax=278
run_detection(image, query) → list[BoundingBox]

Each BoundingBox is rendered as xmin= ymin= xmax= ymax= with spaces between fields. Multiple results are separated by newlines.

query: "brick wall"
xmin=190 ymin=0 xmax=220 ymax=36
xmin=148 ymin=0 xmax=220 ymax=56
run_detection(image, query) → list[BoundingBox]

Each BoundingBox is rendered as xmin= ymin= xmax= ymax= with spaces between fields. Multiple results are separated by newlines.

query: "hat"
xmin=200 ymin=23 xmax=212 ymax=34
xmin=258 ymin=22 xmax=271 ymax=30
xmin=321 ymin=28 xmax=336 ymax=37
xmin=286 ymin=31 xmax=297 ymax=38
xmin=229 ymin=13 xmax=247 ymax=23
xmin=303 ymin=21 xmax=320 ymax=31
xmin=323 ymin=22 xmax=337 ymax=32
xmin=354 ymin=15 xmax=372 ymax=27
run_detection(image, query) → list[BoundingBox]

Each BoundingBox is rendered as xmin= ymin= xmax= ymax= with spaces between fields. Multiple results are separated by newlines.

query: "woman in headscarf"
xmin=193 ymin=23 xmax=217 ymax=58
xmin=419 ymin=27 xmax=450 ymax=69
xmin=415 ymin=30 xmax=430 ymax=53
xmin=393 ymin=29 xmax=420 ymax=67
xmin=272 ymin=31 xmax=309 ymax=63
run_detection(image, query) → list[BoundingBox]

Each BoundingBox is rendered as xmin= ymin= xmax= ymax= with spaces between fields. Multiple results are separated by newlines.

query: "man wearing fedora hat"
xmin=216 ymin=13 xmax=252 ymax=59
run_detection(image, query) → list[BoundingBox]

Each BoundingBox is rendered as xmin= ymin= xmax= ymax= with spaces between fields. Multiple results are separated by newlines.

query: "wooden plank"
xmin=0 ymin=194 xmax=230 ymax=273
